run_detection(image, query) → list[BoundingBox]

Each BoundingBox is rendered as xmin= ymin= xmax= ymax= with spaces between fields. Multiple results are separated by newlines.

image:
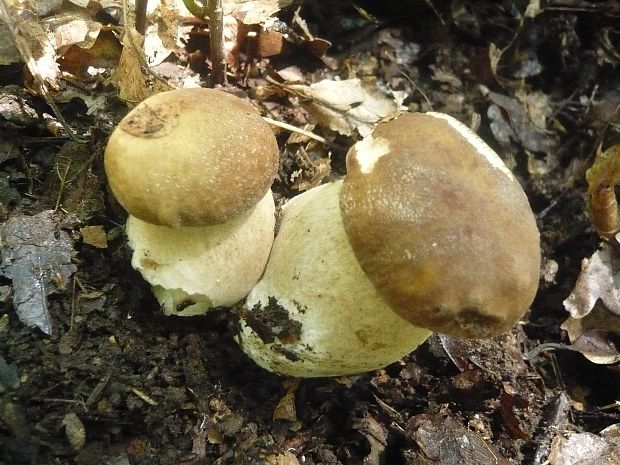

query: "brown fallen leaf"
xmin=273 ymin=378 xmax=299 ymax=422
xmin=527 ymin=327 xmax=620 ymax=365
xmin=354 ymin=415 xmax=388 ymax=465
xmin=586 ymin=144 xmax=620 ymax=240
xmin=80 ymin=225 xmax=108 ymax=249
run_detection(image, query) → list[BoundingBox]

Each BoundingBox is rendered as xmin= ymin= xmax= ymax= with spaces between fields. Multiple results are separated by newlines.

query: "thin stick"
xmin=206 ymin=0 xmax=227 ymax=85
xmin=263 ymin=117 xmax=328 ymax=144
xmin=134 ymin=0 xmax=148 ymax=34
xmin=182 ymin=0 xmax=226 ymax=85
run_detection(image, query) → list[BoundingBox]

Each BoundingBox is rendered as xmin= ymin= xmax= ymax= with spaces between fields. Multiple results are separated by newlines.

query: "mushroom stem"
xmin=237 ymin=181 xmax=432 ymax=377
xmin=127 ymin=190 xmax=275 ymax=316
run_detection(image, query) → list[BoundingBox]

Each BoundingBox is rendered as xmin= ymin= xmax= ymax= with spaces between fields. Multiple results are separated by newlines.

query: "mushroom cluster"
xmin=104 ymin=88 xmax=279 ymax=316
xmin=237 ymin=112 xmax=541 ymax=377
xmin=105 ymin=94 xmax=540 ymax=377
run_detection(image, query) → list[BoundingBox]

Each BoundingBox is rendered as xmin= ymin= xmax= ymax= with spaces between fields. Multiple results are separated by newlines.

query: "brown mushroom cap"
xmin=104 ymin=88 xmax=279 ymax=228
xmin=340 ymin=112 xmax=541 ymax=338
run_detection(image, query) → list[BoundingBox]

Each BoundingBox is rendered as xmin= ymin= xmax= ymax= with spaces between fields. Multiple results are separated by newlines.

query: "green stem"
xmin=181 ymin=0 xmax=206 ymax=19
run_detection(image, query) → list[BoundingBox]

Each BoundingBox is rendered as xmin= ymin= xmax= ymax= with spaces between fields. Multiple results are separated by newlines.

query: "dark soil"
xmin=1 ymin=1 xmax=619 ymax=464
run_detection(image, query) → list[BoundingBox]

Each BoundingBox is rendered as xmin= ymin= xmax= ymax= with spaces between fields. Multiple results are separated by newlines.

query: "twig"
xmin=134 ymin=0 xmax=148 ymax=34
xmin=206 ymin=0 xmax=226 ymax=85
xmin=262 ymin=117 xmax=327 ymax=144
xmin=182 ymin=0 xmax=227 ymax=85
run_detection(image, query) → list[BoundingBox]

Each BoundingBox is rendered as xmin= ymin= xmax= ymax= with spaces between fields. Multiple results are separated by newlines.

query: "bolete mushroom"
xmin=237 ymin=112 xmax=540 ymax=377
xmin=105 ymin=88 xmax=279 ymax=316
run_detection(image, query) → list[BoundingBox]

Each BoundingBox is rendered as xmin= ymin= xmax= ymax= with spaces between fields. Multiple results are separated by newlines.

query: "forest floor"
xmin=1 ymin=1 xmax=619 ymax=464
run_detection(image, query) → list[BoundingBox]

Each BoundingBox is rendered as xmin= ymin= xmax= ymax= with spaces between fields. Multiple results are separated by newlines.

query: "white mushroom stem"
xmin=127 ymin=190 xmax=276 ymax=316
xmin=237 ymin=181 xmax=431 ymax=377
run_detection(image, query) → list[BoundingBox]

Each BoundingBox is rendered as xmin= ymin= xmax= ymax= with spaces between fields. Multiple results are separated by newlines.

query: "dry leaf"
xmin=0 ymin=355 xmax=20 ymax=392
xmin=264 ymin=450 xmax=300 ymax=465
xmin=144 ymin=0 xmax=177 ymax=66
xmin=0 ymin=22 xmax=21 ymax=64
xmin=563 ymin=243 xmax=620 ymax=318
xmin=225 ymin=0 xmax=295 ymax=25
xmin=272 ymin=378 xmax=299 ymax=422
xmin=354 ymin=415 xmax=388 ymax=465
xmin=548 ymin=424 xmax=620 ymax=465
xmin=406 ymin=414 xmax=512 ymax=465
xmin=559 ymin=243 xmax=620 ymax=364
xmin=586 ymin=144 xmax=620 ymax=239
xmin=288 ymin=78 xmax=401 ymax=136
xmin=481 ymin=85 xmax=557 ymax=153
xmin=15 ymin=18 xmax=61 ymax=91
xmin=42 ymin=11 xmax=102 ymax=52
xmin=115 ymin=30 xmax=150 ymax=104
xmin=81 ymin=225 xmax=108 ymax=249
xmin=0 ymin=87 xmax=39 ymax=126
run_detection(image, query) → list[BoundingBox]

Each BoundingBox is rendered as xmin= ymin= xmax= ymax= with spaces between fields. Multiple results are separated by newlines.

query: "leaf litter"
xmin=1 ymin=1 xmax=620 ymax=464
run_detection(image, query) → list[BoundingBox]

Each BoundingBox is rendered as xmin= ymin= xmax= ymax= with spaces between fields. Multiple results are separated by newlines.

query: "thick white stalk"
xmin=127 ymin=190 xmax=275 ymax=316
xmin=238 ymin=181 xmax=431 ymax=377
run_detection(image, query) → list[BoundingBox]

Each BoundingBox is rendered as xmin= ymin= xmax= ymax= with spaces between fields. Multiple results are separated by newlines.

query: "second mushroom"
xmin=238 ymin=112 xmax=541 ymax=377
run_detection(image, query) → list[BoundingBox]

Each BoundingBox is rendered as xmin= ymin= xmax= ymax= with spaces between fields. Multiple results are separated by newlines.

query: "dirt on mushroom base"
xmin=2 ymin=1 xmax=620 ymax=464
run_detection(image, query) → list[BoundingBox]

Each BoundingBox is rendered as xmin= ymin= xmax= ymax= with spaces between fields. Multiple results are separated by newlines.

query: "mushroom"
xmin=237 ymin=112 xmax=540 ymax=377
xmin=104 ymin=88 xmax=279 ymax=316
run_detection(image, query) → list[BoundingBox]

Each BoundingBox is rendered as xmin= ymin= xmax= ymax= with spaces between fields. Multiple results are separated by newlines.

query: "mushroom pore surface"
xmin=340 ymin=112 xmax=541 ymax=338
xmin=104 ymin=88 xmax=279 ymax=228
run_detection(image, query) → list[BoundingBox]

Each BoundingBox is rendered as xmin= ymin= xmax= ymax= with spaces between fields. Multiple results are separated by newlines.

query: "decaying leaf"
xmin=0 ymin=355 xmax=20 ymax=392
xmin=263 ymin=450 xmax=300 ymax=465
xmin=527 ymin=321 xmax=620 ymax=365
xmin=481 ymin=85 xmax=557 ymax=153
xmin=115 ymin=29 xmax=151 ymax=104
xmin=548 ymin=424 xmax=620 ymax=465
xmin=355 ymin=415 xmax=388 ymax=465
xmin=561 ymin=325 xmax=620 ymax=365
xmin=224 ymin=0 xmax=294 ymax=25
xmin=46 ymin=144 xmax=105 ymax=220
xmin=287 ymin=79 xmax=401 ymax=136
xmin=0 ymin=86 xmax=40 ymax=126
xmin=80 ymin=225 xmax=108 ymax=249
xmin=144 ymin=0 xmax=178 ymax=67
xmin=0 ymin=21 xmax=21 ymax=64
xmin=563 ymin=243 xmax=620 ymax=318
xmin=0 ymin=210 xmax=77 ymax=335
xmin=13 ymin=18 xmax=61 ymax=91
xmin=272 ymin=378 xmax=299 ymax=422
xmin=406 ymin=414 xmax=512 ymax=465
xmin=586 ymin=144 xmax=620 ymax=240
xmin=174 ymin=0 xmax=294 ymax=24
xmin=42 ymin=11 xmax=102 ymax=53
xmin=559 ymin=243 xmax=620 ymax=364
